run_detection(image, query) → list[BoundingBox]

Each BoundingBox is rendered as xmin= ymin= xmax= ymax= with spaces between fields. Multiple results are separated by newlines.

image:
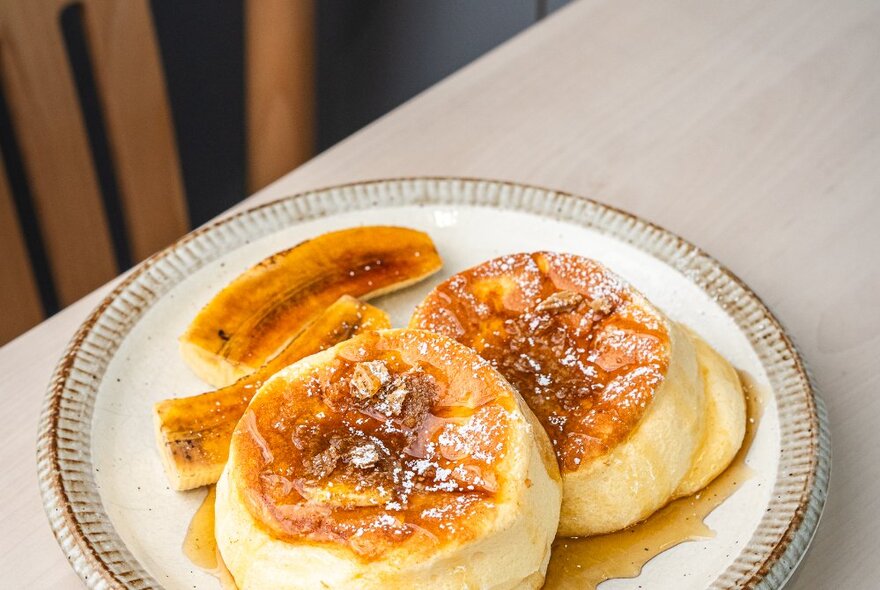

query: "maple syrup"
xmin=183 ymin=486 xmax=237 ymax=590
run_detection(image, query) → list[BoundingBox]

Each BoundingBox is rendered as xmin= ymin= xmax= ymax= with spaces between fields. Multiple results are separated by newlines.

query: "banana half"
xmin=180 ymin=226 xmax=442 ymax=388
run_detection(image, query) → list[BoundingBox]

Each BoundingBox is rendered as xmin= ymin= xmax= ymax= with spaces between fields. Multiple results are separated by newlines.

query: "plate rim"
xmin=36 ymin=176 xmax=831 ymax=589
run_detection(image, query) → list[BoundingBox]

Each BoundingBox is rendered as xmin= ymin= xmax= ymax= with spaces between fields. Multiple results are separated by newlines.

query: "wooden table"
xmin=3 ymin=0 xmax=878 ymax=587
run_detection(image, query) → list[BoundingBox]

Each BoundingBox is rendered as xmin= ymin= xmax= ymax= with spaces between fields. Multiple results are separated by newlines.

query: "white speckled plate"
xmin=37 ymin=178 xmax=829 ymax=589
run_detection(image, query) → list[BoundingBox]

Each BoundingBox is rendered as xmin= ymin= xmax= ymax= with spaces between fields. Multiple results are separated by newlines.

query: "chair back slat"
xmin=245 ymin=0 xmax=315 ymax=192
xmin=0 ymin=157 xmax=43 ymax=343
xmin=0 ymin=0 xmax=118 ymax=305
xmin=83 ymin=0 xmax=188 ymax=262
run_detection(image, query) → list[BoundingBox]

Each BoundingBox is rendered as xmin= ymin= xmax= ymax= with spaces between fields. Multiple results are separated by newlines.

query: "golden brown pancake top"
xmin=230 ymin=330 xmax=517 ymax=559
xmin=410 ymin=253 xmax=670 ymax=473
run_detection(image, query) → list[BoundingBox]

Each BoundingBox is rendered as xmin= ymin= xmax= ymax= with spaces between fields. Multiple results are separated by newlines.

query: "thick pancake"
xmin=215 ymin=329 xmax=561 ymax=589
xmin=410 ymin=252 xmax=717 ymax=536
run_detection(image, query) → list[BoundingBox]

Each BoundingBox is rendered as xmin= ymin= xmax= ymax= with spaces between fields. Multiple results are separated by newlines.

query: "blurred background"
xmin=0 ymin=0 xmax=571 ymax=345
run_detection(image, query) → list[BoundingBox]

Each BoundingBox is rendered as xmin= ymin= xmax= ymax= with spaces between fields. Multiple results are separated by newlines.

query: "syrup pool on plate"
xmin=183 ymin=486 xmax=237 ymax=590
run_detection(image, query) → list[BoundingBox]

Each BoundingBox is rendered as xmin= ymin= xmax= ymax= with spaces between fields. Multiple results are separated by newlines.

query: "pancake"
xmin=410 ymin=252 xmax=745 ymax=536
xmin=215 ymin=329 xmax=562 ymax=589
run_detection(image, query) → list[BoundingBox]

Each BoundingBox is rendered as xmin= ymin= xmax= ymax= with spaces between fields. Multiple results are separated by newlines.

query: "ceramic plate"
xmin=37 ymin=178 xmax=829 ymax=589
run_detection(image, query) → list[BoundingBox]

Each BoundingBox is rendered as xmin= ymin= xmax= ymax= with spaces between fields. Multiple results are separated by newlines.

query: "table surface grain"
xmin=3 ymin=0 xmax=878 ymax=587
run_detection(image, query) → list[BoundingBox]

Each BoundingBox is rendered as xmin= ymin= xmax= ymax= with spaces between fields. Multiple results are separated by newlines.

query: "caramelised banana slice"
xmin=181 ymin=226 xmax=442 ymax=387
xmin=155 ymin=296 xmax=390 ymax=491
xmin=215 ymin=329 xmax=562 ymax=590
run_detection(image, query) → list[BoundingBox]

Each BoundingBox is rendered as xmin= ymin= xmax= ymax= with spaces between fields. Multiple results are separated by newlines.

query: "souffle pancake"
xmin=410 ymin=252 xmax=746 ymax=536
xmin=215 ymin=329 xmax=562 ymax=590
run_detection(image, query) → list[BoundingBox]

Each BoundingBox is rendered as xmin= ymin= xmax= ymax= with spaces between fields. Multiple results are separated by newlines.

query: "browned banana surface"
xmin=156 ymin=296 xmax=391 ymax=490
xmin=180 ymin=226 xmax=441 ymax=387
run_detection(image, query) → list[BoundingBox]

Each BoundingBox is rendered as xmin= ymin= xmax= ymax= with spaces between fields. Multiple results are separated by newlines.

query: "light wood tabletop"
xmin=3 ymin=0 xmax=878 ymax=587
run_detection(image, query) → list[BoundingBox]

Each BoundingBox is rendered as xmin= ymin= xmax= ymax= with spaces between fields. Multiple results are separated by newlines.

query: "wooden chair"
xmin=0 ymin=0 xmax=314 ymax=345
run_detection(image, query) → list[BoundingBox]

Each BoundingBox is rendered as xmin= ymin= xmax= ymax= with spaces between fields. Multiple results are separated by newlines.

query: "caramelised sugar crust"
xmin=410 ymin=252 xmax=671 ymax=473
xmin=230 ymin=330 xmax=520 ymax=559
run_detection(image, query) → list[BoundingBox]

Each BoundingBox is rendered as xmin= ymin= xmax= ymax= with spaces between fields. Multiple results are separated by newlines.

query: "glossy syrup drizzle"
xmin=183 ymin=486 xmax=238 ymax=590
xmin=185 ymin=371 xmax=764 ymax=590
xmin=543 ymin=371 xmax=765 ymax=589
